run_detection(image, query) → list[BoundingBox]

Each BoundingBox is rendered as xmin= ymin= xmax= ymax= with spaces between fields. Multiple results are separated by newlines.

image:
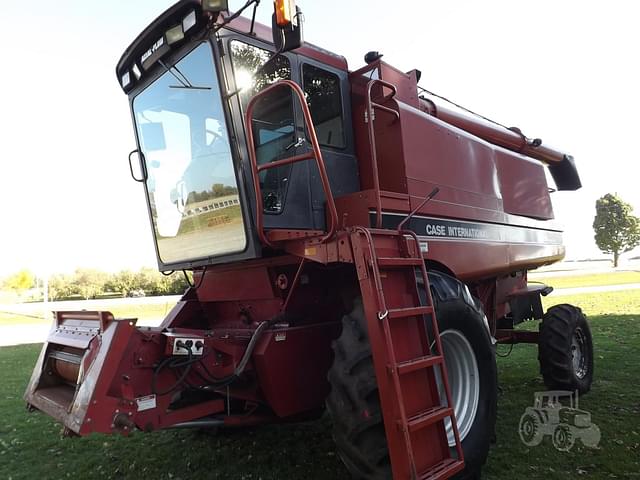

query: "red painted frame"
xmin=244 ymin=79 xmax=339 ymax=247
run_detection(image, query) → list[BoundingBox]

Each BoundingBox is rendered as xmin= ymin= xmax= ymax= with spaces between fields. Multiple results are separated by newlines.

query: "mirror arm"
xmin=249 ymin=0 xmax=261 ymax=36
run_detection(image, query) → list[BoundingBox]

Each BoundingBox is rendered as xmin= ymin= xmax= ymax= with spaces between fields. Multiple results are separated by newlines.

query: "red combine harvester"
xmin=25 ymin=1 xmax=594 ymax=478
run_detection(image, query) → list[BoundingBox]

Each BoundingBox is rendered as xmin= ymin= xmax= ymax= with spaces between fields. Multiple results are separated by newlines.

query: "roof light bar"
xmin=141 ymin=36 xmax=169 ymax=70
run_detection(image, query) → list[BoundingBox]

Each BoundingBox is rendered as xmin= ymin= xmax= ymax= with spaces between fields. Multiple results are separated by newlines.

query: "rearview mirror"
xmin=272 ymin=6 xmax=303 ymax=53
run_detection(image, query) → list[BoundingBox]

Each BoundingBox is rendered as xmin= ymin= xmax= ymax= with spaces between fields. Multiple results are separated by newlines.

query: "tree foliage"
xmin=2 ymin=270 xmax=35 ymax=292
xmin=229 ymin=41 xmax=291 ymax=109
xmin=593 ymin=193 xmax=640 ymax=267
xmin=48 ymin=273 xmax=77 ymax=301
xmin=74 ymin=269 xmax=108 ymax=300
xmin=187 ymin=184 xmax=238 ymax=204
xmin=3 ymin=268 xmax=188 ymax=301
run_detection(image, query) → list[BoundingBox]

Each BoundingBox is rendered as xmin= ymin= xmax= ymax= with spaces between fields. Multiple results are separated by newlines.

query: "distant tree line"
xmin=187 ymin=184 xmax=238 ymax=203
xmin=1 ymin=268 xmax=188 ymax=301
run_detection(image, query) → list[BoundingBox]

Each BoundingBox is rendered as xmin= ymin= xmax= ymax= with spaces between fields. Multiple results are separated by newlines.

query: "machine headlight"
xmin=182 ymin=10 xmax=197 ymax=32
xmin=202 ymin=0 xmax=228 ymax=12
xmin=166 ymin=24 xmax=184 ymax=45
xmin=121 ymin=71 xmax=131 ymax=89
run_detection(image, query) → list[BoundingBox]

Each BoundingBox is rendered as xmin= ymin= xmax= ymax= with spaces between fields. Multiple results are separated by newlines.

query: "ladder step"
xmin=419 ymin=458 xmax=465 ymax=480
xmin=395 ymin=355 xmax=443 ymax=375
xmin=377 ymin=257 xmax=424 ymax=267
xmin=387 ymin=305 xmax=433 ymax=319
xmin=406 ymin=406 xmax=453 ymax=433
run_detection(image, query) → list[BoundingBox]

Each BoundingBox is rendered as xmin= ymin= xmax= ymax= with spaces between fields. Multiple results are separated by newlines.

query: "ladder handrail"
xmin=245 ymin=79 xmax=339 ymax=248
xmin=365 ymin=79 xmax=400 ymax=229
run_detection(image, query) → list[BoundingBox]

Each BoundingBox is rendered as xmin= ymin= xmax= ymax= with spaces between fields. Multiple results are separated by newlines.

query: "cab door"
xmin=225 ymin=38 xmax=359 ymax=233
xmin=300 ymin=60 xmax=359 ymax=229
xmin=227 ymin=37 xmax=316 ymax=231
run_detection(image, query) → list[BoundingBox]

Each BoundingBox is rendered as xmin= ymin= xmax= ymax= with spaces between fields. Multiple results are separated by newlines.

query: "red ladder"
xmin=350 ymin=227 xmax=464 ymax=480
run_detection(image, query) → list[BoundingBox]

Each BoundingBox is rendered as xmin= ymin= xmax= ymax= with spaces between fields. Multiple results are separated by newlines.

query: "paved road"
xmin=2 ymin=284 xmax=639 ymax=347
xmin=0 ymin=295 xmax=181 ymax=316
xmin=549 ymin=283 xmax=640 ymax=296
xmin=0 ymin=296 xmax=179 ymax=347
xmin=530 ymin=259 xmax=639 ymax=277
xmin=0 ymin=323 xmax=52 ymax=348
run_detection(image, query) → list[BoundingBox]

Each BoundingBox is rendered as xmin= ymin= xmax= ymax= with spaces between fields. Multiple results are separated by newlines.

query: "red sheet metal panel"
xmin=253 ymin=323 xmax=339 ymax=417
xmin=196 ymin=265 xmax=275 ymax=302
xmin=495 ymin=150 xmax=554 ymax=220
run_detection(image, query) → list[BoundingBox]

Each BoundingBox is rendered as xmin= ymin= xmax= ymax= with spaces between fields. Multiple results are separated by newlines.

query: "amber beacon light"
xmin=274 ymin=0 xmax=296 ymax=26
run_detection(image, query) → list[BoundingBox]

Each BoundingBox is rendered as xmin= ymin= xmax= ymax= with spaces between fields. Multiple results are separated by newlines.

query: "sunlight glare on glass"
xmin=235 ymin=69 xmax=254 ymax=91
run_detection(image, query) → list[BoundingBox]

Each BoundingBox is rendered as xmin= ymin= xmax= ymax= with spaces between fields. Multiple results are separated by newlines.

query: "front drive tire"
xmin=538 ymin=304 xmax=594 ymax=395
xmin=326 ymin=272 xmax=497 ymax=479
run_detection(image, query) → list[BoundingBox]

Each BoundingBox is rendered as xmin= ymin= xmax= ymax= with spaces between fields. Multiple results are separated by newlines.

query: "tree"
xmin=593 ymin=193 xmax=640 ymax=267
xmin=48 ymin=273 xmax=77 ymax=300
xmin=3 ymin=270 xmax=35 ymax=293
xmin=105 ymin=270 xmax=138 ymax=297
xmin=73 ymin=268 xmax=107 ymax=300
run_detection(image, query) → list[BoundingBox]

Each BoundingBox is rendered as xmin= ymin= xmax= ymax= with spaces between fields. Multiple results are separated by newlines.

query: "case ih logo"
xmin=372 ymin=212 xmax=563 ymax=245
xmin=519 ymin=390 xmax=601 ymax=451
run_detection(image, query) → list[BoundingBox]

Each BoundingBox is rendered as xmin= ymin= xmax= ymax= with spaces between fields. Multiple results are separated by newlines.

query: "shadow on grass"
xmin=1 ymin=313 xmax=638 ymax=479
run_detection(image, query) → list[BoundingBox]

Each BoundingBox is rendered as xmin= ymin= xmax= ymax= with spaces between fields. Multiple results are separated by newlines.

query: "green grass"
xmin=483 ymin=290 xmax=640 ymax=479
xmin=531 ymin=270 xmax=640 ymax=289
xmin=1 ymin=290 xmax=639 ymax=479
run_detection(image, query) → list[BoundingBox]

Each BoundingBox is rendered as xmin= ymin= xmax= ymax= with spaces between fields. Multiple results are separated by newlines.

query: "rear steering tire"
xmin=538 ymin=304 xmax=593 ymax=395
xmin=326 ymin=272 xmax=497 ymax=479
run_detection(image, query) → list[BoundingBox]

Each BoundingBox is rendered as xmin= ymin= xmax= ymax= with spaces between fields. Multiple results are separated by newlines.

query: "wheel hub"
xmin=437 ymin=329 xmax=480 ymax=447
xmin=572 ymin=327 xmax=587 ymax=379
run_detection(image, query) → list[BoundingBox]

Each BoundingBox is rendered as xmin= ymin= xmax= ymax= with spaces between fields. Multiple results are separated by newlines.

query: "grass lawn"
xmin=1 ymin=290 xmax=639 ymax=479
xmin=531 ymin=270 xmax=640 ymax=289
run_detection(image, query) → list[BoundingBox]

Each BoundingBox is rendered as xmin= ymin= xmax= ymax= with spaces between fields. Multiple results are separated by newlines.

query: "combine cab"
xmin=26 ymin=1 xmax=593 ymax=478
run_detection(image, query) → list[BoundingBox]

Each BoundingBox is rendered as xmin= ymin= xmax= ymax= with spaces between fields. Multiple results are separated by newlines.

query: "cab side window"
xmin=302 ymin=64 xmax=345 ymax=149
xmin=231 ymin=41 xmax=295 ymax=214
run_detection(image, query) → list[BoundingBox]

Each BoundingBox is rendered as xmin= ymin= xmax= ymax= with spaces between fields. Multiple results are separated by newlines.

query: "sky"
xmin=1 ymin=0 xmax=639 ymax=277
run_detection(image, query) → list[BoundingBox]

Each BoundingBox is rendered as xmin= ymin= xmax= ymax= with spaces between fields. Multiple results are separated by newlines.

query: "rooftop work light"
xmin=202 ymin=0 xmax=229 ymax=12
xmin=182 ymin=10 xmax=198 ymax=32
xmin=120 ymin=71 xmax=131 ymax=89
xmin=165 ymin=24 xmax=185 ymax=45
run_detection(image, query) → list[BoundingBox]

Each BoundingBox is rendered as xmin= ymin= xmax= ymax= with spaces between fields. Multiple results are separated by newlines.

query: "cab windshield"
xmin=133 ymin=42 xmax=246 ymax=265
